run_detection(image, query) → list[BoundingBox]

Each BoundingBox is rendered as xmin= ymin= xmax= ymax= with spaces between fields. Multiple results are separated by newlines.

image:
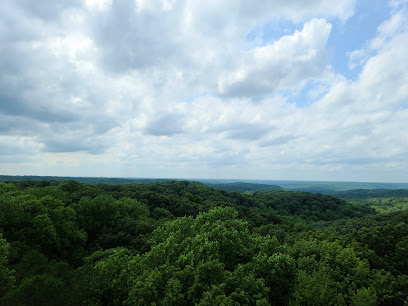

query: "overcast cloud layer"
xmin=1 ymin=0 xmax=408 ymax=182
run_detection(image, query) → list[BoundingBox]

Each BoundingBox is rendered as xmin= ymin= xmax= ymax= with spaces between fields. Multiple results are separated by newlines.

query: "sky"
xmin=1 ymin=0 xmax=408 ymax=182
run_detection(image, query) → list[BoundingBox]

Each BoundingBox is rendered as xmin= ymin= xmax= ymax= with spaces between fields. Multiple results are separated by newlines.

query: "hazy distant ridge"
xmin=1 ymin=175 xmax=407 ymax=193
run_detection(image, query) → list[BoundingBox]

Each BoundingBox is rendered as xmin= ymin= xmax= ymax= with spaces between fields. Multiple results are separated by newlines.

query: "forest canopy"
xmin=0 ymin=180 xmax=407 ymax=305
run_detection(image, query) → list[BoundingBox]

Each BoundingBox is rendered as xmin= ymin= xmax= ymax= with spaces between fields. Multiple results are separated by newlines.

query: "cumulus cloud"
xmin=0 ymin=136 xmax=42 ymax=157
xmin=143 ymin=113 xmax=185 ymax=136
xmin=82 ymin=0 xmax=354 ymax=74
xmin=348 ymin=5 xmax=408 ymax=69
xmin=218 ymin=18 xmax=332 ymax=98
xmin=303 ymin=21 xmax=408 ymax=170
xmin=1 ymin=0 xmax=408 ymax=182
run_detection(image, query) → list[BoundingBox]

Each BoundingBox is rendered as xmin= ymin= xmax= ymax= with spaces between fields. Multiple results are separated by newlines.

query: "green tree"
xmin=0 ymin=235 xmax=15 ymax=299
xmin=2 ymin=274 xmax=69 ymax=306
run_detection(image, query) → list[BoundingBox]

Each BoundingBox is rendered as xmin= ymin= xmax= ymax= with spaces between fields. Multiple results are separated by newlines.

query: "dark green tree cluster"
xmin=0 ymin=180 xmax=407 ymax=305
xmin=250 ymin=190 xmax=375 ymax=221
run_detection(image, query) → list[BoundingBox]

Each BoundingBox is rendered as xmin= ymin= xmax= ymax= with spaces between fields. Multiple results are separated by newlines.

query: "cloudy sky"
xmin=1 ymin=0 xmax=408 ymax=182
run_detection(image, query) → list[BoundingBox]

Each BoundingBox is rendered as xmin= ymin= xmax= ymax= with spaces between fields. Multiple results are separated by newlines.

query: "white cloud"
xmin=302 ymin=13 xmax=408 ymax=172
xmin=2 ymin=0 xmax=408 ymax=182
xmin=348 ymin=4 xmax=408 ymax=69
xmin=218 ymin=18 xmax=332 ymax=97
xmin=85 ymin=0 xmax=112 ymax=11
xmin=389 ymin=0 xmax=408 ymax=9
xmin=0 ymin=136 xmax=42 ymax=157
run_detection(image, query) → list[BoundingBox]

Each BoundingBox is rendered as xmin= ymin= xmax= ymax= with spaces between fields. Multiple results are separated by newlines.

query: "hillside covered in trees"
xmin=1 ymin=180 xmax=407 ymax=305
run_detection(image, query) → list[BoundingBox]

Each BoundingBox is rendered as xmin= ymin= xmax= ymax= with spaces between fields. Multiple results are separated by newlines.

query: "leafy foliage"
xmin=0 ymin=180 xmax=407 ymax=305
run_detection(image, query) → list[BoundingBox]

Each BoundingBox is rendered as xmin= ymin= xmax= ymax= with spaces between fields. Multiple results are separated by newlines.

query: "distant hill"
xmin=0 ymin=175 xmax=172 ymax=185
xmin=196 ymin=179 xmax=408 ymax=193
xmin=279 ymin=182 xmax=408 ymax=193
xmin=331 ymin=189 xmax=408 ymax=200
xmin=206 ymin=182 xmax=283 ymax=193
xmin=1 ymin=175 xmax=407 ymax=194
xmin=250 ymin=189 xmax=375 ymax=221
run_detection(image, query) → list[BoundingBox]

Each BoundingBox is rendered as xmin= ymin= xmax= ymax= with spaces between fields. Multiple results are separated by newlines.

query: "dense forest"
xmin=206 ymin=182 xmax=282 ymax=193
xmin=1 ymin=180 xmax=407 ymax=305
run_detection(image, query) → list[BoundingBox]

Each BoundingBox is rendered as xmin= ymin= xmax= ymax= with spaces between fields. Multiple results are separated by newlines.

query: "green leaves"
xmin=147 ymin=207 xmax=253 ymax=270
xmin=114 ymin=207 xmax=292 ymax=305
xmin=76 ymin=195 xmax=152 ymax=250
xmin=2 ymin=274 xmax=69 ymax=306
xmin=1 ymin=180 xmax=408 ymax=305
xmin=350 ymin=287 xmax=377 ymax=306
xmin=0 ymin=235 xmax=15 ymax=298
xmin=0 ymin=193 xmax=86 ymax=262
xmin=289 ymin=238 xmax=391 ymax=305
